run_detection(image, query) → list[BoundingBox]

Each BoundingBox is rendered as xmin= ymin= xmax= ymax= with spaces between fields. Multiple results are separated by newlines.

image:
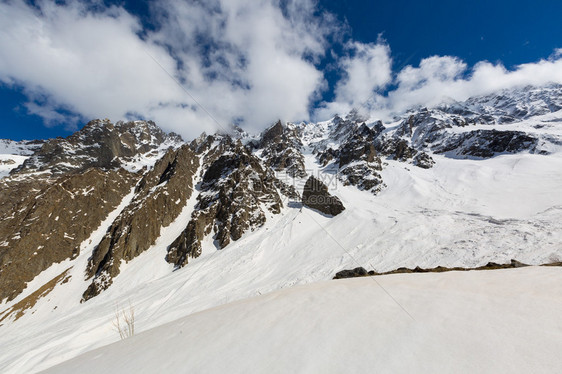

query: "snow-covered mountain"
xmin=1 ymin=85 xmax=562 ymax=373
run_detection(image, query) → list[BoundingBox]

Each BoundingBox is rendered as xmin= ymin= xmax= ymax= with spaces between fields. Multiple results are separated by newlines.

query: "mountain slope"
xmin=44 ymin=266 xmax=562 ymax=374
xmin=0 ymin=84 xmax=561 ymax=372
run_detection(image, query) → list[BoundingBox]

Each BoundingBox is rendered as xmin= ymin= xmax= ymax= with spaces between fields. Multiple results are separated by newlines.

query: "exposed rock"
xmin=82 ymin=145 xmax=199 ymax=301
xmin=334 ymin=267 xmax=374 ymax=279
xmin=338 ymin=125 xmax=379 ymax=166
xmin=0 ymin=168 xmax=136 ymax=303
xmin=258 ymin=121 xmax=307 ymax=178
xmin=339 ymin=164 xmax=385 ymax=193
xmin=316 ymin=121 xmax=386 ymax=194
xmin=14 ymin=119 xmax=181 ymax=175
xmin=0 ymin=268 xmax=71 ymax=323
xmin=413 ymin=152 xmax=435 ymax=169
xmin=302 ymin=176 xmax=345 ymax=216
xmin=260 ymin=120 xmax=285 ymax=147
xmin=432 ymin=129 xmax=538 ymax=158
xmin=374 ymin=136 xmax=435 ymax=168
xmin=166 ymin=137 xmax=288 ymax=267
xmin=332 ymin=259 xmax=536 ymax=279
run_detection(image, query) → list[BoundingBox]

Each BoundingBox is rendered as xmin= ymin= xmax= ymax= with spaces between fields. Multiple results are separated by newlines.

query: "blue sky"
xmin=1 ymin=0 xmax=561 ymax=140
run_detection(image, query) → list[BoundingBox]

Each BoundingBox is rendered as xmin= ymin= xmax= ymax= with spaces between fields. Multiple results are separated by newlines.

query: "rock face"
xmin=0 ymin=119 xmax=182 ymax=303
xmin=258 ymin=120 xmax=307 ymax=177
xmin=432 ymin=129 xmax=537 ymax=158
xmin=14 ymin=119 xmax=181 ymax=175
xmin=166 ymin=136 xmax=290 ymax=267
xmin=302 ymin=176 xmax=345 ymax=216
xmin=387 ymin=108 xmax=542 ymax=159
xmin=82 ymin=145 xmax=199 ymax=301
xmin=0 ymin=168 xmax=136 ymax=302
xmin=314 ymin=117 xmax=387 ymax=194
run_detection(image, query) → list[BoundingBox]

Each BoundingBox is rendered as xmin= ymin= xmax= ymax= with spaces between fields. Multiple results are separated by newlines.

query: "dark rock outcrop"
xmin=317 ymin=120 xmax=386 ymax=194
xmin=333 ymin=259 xmax=535 ymax=280
xmin=258 ymin=121 xmax=307 ymax=178
xmin=302 ymin=176 xmax=345 ymax=216
xmin=432 ymin=129 xmax=537 ymax=158
xmin=82 ymin=145 xmax=198 ymax=301
xmin=166 ymin=137 xmax=289 ymax=268
xmin=14 ymin=119 xmax=181 ymax=175
xmin=334 ymin=267 xmax=374 ymax=279
xmin=374 ymin=137 xmax=435 ymax=167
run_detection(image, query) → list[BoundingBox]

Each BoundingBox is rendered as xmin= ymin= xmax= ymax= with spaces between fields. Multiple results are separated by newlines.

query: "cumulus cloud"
xmin=0 ymin=0 xmax=335 ymax=138
xmin=382 ymin=54 xmax=562 ymax=117
xmin=314 ymin=40 xmax=392 ymax=120
xmin=317 ymin=51 xmax=562 ymax=122
xmin=2 ymin=0 xmax=562 ymax=138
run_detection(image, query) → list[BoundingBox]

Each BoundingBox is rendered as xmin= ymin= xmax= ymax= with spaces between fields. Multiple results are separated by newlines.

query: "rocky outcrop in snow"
xmin=256 ymin=120 xmax=307 ymax=178
xmin=166 ymin=136 xmax=293 ymax=268
xmin=14 ymin=119 xmax=182 ymax=175
xmin=82 ymin=145 xmax=199 ymax=301
xmin=0 ymin=168 xmax=135 ymax=303
xmin=302 ymin=176 xmax=345 ymax=216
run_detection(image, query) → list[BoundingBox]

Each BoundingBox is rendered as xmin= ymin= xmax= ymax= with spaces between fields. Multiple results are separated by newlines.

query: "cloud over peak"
xmin=1 ymin=0 xmax=562 ymax=138
xmin=0 ymin=0 xmax=335 ymax=138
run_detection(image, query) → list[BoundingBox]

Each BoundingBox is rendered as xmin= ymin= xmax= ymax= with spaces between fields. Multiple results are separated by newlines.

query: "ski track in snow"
xmin=1 ymin=135 xmax=562 ymax=372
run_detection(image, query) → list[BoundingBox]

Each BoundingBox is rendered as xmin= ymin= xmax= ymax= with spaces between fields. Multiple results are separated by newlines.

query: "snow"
xmin=1 ymin=90 xmax=562 ymax=372
xmin=1 ymin=143 xmax=562 ymax=373
xmin=45 ymin=266 xmax=562 ymax=374
xmin=0 ymin=148 xmax=560 ymax=373
xmin=0 ymin=139 xmax=39 ymax=156
xmin=119 ymin=138 xmax=184 ymax=173
xmin=0 ymin=154 xmax=28 ymax=179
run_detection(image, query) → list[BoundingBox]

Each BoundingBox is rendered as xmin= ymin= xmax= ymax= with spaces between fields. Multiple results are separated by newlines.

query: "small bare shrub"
xmin=113 ymin=301 xmax=135 ymax=340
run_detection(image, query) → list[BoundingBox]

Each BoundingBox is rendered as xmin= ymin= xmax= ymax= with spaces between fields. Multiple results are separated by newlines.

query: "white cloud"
xmin=2 ymin=0 xmax=562 ymax=138
xmin=0 ymin=0 xmax=335 ymax=138
xmin=317 ymin=51 xmax=562 ymax=122
xmin=383 ymin=55 xmax=562 ymax=117
xmin=315 ymin=40 xmax=392 ymax=120
xmin=396 ymin=56 xmax=466 ymax=89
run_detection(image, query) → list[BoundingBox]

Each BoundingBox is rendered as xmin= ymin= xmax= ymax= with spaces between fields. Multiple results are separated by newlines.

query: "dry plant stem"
xmin=113 ymin=301 xmax=135 ymax=340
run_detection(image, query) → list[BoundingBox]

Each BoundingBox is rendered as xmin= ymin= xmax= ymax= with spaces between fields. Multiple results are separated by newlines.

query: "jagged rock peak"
xmin=82 ymin=144 xmax=199 ymax=301
xmin=257 ymin=120 xmax=306 ymax=177
xmin=440 ymin=83 xmax=562 ymax=123
xmin=166 ymin=138 xmax=294 ymax=268
xmin=13 ymin=119 xmax=183 ymax=175
xmin=260 ymin=120 xmax=285 ymax=146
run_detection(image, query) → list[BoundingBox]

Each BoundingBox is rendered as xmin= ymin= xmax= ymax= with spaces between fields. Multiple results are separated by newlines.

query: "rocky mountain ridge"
xmin=0 ymin=84 xmax=561 ymax=306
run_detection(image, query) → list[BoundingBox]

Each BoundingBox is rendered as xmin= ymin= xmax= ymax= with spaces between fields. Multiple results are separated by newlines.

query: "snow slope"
xmin=0 ymin=139 xmax=40 ymax=156
xmin=45 ymin=266 xmax=562 ymax=374
xmin=0 ymin=139 xmax=40 ymax=178
xmin=2 ymin=92 xmax=562 ymax=373
xmin=1 ymin=149 xmax=561 ymax=373
xmin=0 ymin=154 xmax=28 ymax=179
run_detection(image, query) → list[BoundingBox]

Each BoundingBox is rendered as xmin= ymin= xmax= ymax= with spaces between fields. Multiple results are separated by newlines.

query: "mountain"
xmin=1 ymin=84 xmax=562 ymax=372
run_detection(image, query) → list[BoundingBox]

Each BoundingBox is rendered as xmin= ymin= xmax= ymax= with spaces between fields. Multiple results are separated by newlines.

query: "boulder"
xmin=302 ymin=176 xmax=345 ymax=216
